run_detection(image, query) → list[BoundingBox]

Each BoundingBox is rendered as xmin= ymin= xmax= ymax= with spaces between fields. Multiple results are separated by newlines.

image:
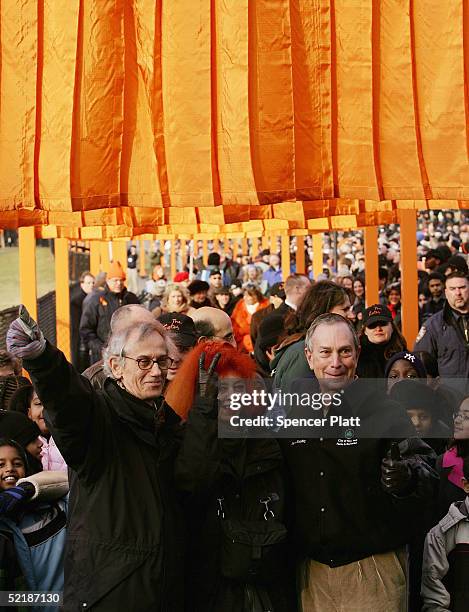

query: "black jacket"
xmin=79 ymin=286 xmax=139 ymax=363
xmin=279 ymin=378 xmax=438 ymax=567
xmin=69 ymin=284 xmax=87 ymax=369
xmin=175 ymin=397 xmax=296 ymax=612
xmin=25 ymin=344 xmax=184 ymax=611
xmin=356 ymin=335 xmax=399 ymax=379
xmin=414 ymin=302 xmax=469 ymax=379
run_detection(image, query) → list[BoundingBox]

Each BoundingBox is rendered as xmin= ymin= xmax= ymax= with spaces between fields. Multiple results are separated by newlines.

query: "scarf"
xmin=442 ymin=446 xmax=465 ymax=490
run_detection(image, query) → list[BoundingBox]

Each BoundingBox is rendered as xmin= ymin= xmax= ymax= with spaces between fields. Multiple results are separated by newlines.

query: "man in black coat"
xmin=80 ymin=261 xmax=139 ymax=364
xmin=414 ymin=271 xmax=469 ymax=379
xmin=69 ymin=271 xmax=95 ymax=371
xmin=280 ymin=313 xmax=438 ymax=611
xmin=7 ymin=309 xmax=184 ymax=611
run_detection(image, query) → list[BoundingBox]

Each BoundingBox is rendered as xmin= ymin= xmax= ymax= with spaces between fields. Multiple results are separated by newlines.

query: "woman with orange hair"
xmin=167 ymin=342 xmax=295 ymax=612
xmin=231 ymin=286 xmax=270 ymax=353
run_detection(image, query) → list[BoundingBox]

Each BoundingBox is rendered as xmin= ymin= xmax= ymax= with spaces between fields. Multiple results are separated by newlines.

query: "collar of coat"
xmin=103 ymin=378 xmax=179 ymax=447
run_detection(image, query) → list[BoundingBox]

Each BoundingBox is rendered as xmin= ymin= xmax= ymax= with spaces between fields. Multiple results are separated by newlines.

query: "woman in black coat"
xmin=169 ymin=342 xmax=296 ymax=612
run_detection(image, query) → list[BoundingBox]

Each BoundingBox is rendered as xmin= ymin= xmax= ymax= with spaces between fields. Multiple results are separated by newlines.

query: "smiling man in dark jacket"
xmin=7 ymin=308 xmax=184 ymax=611
xmin=280 ymin=313 xmax=438 ymax=612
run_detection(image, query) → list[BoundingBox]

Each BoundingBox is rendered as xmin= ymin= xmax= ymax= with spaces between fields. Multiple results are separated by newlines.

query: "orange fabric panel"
xmin=0 ymin=1 xmax=468 ymax=228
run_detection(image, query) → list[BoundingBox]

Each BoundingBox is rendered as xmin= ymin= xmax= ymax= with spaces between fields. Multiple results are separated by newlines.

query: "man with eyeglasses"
xmin=80 ymin=260 xmax=140 ymax=366
xmin=6 ymin=306 xmax=185 ymax=611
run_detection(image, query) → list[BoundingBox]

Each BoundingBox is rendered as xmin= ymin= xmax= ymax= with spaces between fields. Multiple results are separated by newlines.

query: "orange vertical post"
xmin=90 ymin=241 xmax=100 ymax=276
xmin=170 ymin=240 xmax=176 ymax=280
xmin=312 ymin=233 xmax=323 ymax=279
xmin=262 ymin=235 xmax=269 ymax=250
xmin=232 ymin=238 xmax=239 ymax=258
xmin=364 ymin=227 xmax=379 ymax=306
xmin=99 ymin=241 xmax=110 ymax=272
xmin=180 ymin=239 xmax=187 ymax=271
xmin=296 ymin=235 xmax=305 ymax=274
xmin=19 ymin=227 xmax=37 ymax=320
xmin=399 ymin=210 xmax=419 ymax=347
xmin=113 ymin=241 xmax=128 ymax=273
xmin=139 ymin=240 xmax=146 ymax=276
xmin=281 ymin=235 xmax=290 ymax=281
xmin=202 ymin=240 xmax=208 ymax=266
xmin=213 ymin=238 xmax=219 ymax=254
xmin=241 ymin=237 xmax=248 ymax=257
xmin=54 ymin=238 xmax=71 ymax=360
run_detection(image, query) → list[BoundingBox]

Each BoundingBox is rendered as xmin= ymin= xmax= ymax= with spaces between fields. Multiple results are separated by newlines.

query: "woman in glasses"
xmin=435 ymin=396 xmax=469 ymax=521
xmin=356 ymin=304 xmax=407 ymax=379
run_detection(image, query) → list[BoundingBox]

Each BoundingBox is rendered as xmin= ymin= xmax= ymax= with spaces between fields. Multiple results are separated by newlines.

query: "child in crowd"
xmin=8 ymin=384 xmax=66 ymax=471
xmin=0 ymin=439 xmax=68 ymax=610
xmin=389 ymin=380 xmax=451 ymax=454
xmin=421 ymin=456 xmax=469 ymax=612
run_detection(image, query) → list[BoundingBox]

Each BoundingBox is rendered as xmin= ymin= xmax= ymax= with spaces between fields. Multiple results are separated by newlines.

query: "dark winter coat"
xmin=79 ymin=286 xmax=139 ymax=364
xmin=279 ymin=377 xmax=439 ymax=567
xmin=271 ymin=338 xmax=311 ymax=392
xmin=175 ymin=396 xmax=296 ymax=612
xmin=356 ymin=334 xmax=400 ymax=379
xmin=25 ymin=344 xmax=184 ymax=611
xmin=69 ymin=284 xmax=87 ymax=370
xmin=414 ymin=302 xmax=469 ymax=379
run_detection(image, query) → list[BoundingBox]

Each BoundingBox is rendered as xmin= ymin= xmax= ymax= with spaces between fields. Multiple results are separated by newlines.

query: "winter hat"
xmin=173 ymin=271 xmax=189 ymax=283
xmin=107 ymin=261 xmax=126 ymax=280
xmin=389 ymin=379 xmax=436 ymax=415
xmin=363 ymin=304 xmax=392 ymax=327
xmin=384 ymin=351 xmax=427 ymax=380
xmin=158 ymin=313 xmax=197 ymax=350
xmin=188 ymin=280 xmax=209 ymax=296
xmin=0 ymin=410 xmax=41 ymax=447
xmin=268 ymin=282 xmax=286 ymax=300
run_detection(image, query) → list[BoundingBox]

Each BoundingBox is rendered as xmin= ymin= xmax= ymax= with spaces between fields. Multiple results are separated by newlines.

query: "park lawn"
xmin=0 ymin=246 xmax=56 ymax=310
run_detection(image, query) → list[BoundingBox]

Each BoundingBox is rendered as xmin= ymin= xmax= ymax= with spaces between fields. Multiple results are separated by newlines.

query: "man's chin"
xmin=319 ymin=377 xmax=349 ymax=392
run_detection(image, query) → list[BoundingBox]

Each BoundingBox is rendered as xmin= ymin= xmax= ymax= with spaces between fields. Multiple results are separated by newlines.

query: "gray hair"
xmin=103 ymin=320 xmax=170 ymax=378
xmin=305 ymin=313 xmax=359 ymax=353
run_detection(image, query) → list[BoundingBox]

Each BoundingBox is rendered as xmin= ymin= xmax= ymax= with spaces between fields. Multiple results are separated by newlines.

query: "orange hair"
xmin=165 ymin=340 xmax=257 ymax=420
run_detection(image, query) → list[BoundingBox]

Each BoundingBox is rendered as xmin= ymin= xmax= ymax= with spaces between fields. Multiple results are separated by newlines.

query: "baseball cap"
xmin=363 ymin=304 xmax=392 ymax=327
xmin=158 ymin=313 xmax=197 ymax=350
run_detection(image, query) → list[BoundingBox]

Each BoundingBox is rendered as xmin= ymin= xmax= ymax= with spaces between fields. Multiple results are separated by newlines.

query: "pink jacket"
xmin=40 ymin=435 xmax=67 ymax=472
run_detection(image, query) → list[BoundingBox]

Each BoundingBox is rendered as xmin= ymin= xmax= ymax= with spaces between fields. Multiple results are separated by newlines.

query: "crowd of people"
xmin=0 ymin=214 xmax=468 ymax=611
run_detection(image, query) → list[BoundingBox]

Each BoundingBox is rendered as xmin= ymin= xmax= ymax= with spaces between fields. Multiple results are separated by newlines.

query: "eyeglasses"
xmin=122 ymin=354 xmax=174 ymax=371
xmin=453 ymin=412 xmax=469 ymax=422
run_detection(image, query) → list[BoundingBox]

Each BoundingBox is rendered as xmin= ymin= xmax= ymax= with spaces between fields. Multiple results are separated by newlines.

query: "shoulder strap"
xmin=22 ymin=504 xmax=66 ymax=548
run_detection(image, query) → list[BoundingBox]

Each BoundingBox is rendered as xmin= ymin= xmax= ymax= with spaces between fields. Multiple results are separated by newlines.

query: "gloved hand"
xmin=6 ymin=305 xmax=46 ymax=360
xmin=197 ymin=351 xmax=221 ymax=409
xmin=0 ymin=482 xmax=35 ymax=516
xmin=381 ymin=443 xmax=413 ymax=495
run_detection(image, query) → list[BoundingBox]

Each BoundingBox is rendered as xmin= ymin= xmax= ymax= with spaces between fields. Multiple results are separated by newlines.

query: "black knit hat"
xmin=0 ymin=410 xmax=41 ymax=447
xmin=389 ymin=380 xmax=436 ymax=415
xmin=384 ymin=351 xmax=427 ymax=379
xmin=187 ymin=280 xmax=209 ymax=295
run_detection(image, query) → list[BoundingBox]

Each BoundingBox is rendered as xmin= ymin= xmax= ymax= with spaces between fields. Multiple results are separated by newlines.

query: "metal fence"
xmin=0 ymin=250 xmax=90 ymax=350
